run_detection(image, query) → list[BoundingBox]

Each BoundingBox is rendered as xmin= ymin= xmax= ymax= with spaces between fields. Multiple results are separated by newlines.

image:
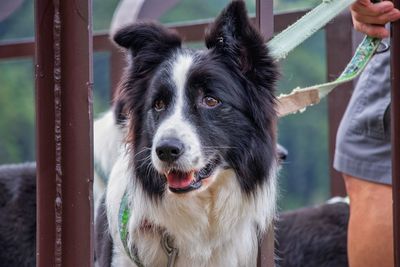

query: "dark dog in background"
xmin=276 ymin=201 xmax=349 ymax=267
xmin=0 ymin=163 xmax=36 ymax=267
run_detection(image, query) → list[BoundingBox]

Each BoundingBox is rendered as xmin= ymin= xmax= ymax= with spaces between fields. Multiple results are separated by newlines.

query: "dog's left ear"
xmin=205 ymin=0 xmax=276 ymax=82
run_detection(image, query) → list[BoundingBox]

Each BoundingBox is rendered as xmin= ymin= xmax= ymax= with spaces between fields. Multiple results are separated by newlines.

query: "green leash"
xmin=276 ymin=36 xmax=381 ymax=117
xmin=118 ymin=192 xmax=145 ymax=267
xmin=265 ymin=0 xmax=381 ymax=117
xmin=267 ymin=0 xmax=358 ymax=61
xmin=118 ymin=191 xmax=178 ymax=267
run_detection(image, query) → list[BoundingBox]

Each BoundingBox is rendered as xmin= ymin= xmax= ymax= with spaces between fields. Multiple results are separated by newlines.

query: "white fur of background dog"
xmin=93 ymin=111 xmax=124 ymax=211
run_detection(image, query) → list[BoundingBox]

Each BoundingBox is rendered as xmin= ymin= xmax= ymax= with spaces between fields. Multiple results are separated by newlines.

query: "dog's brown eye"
xmin=154 ymin=99 xmax=166 ymax=111
xmin=202 ymin=96 xmax=220 ymax=108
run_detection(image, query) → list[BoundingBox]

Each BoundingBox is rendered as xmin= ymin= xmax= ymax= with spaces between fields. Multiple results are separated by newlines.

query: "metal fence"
xmin=0 ymin=0 xmax=399 ymax=266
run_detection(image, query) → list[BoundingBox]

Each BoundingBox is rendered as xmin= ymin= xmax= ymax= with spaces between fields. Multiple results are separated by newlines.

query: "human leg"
xmin=344 ymin=174 xmax=394 ymax=267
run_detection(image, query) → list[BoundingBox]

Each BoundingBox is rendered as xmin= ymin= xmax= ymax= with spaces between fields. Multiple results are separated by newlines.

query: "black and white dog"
xmin=101 ymin=1 xmax=279 ymax=266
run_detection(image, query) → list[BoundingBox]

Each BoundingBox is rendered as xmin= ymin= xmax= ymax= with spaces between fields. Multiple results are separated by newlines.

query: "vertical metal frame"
xmin=391 ymin=1 xmax=400 ymax=265
xmin=255 ymin=0 xmax=275 ymax=266
xmin=35 ymin=0 xmax=94 ymax=266
xmin=256 ymin=0 xmax=274 ymax=39
xmin=326 ymin=12 xmax=353 ymax=197
xmin=35 ymin=1 xmax=57 ymax=264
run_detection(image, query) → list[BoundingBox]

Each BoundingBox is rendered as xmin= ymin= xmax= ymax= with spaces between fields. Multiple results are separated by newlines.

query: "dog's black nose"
xmin=156 ymin=138 xmax=185 ymax=162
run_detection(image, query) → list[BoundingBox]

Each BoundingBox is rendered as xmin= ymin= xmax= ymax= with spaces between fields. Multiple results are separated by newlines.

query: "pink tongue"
xmin=166 ymin=171 xmax=194 ymax=189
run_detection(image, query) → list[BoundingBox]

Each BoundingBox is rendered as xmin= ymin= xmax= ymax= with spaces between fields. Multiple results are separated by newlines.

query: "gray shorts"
xmin=334 ymin=44 xmax=392 ymax=185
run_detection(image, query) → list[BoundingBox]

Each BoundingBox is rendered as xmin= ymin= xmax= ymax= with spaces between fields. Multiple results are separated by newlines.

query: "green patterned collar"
xmin=118 ymin=191 xmax=179 ymax=267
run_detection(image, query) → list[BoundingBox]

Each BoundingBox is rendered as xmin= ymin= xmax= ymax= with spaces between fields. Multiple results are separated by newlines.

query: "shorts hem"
xmin=334 ymin=150 xmax=391 ymax=185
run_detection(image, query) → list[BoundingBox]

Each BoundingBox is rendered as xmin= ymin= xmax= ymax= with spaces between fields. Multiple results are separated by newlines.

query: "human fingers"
xmin=351 ymin=1 xmax=395 ymax=16
xmin=352 ymin=20 xmax=390 ymax=37
xmin=352 ymin=9 xmax=400 ymax=24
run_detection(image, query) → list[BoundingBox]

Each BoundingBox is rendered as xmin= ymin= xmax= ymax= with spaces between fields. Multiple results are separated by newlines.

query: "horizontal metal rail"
xmin=0 ymin=10 xmax=308 ymax=60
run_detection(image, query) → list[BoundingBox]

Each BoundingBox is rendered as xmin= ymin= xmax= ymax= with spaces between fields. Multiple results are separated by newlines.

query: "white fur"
xmin=151 ymin=54 xmax=204 ymax=173
xmin=93 ymin=110 xmax=124 ymax=211
xmin=106 ymin=148 xmax=277 ymax=267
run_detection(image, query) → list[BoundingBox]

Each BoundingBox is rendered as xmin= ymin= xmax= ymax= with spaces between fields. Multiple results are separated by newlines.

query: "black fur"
xmin=95 ymin=194 xmax=114 ymax=267
xmin=114 ymin=23 xmax=183 ymax=198
xmin=114 ymin=0 xmax=278 ymax=198
xmin=0 ymin=163 xmax=36 ymax=267
xmin=276 ymin=202 xmax=349 ymax=267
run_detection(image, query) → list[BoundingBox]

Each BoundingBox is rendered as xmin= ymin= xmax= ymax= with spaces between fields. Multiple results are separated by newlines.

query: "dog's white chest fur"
xmin=106 ymin=153 xmax=276 ymax=267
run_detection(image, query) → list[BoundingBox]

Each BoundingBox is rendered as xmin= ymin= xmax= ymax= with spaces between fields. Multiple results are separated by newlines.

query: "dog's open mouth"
xmin=165 ymin=157 xmax=220 ymax=194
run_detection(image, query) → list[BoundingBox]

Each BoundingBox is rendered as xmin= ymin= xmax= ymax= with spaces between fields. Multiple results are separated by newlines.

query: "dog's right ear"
xmin=113 ymin=22 xmax=182 ymax=57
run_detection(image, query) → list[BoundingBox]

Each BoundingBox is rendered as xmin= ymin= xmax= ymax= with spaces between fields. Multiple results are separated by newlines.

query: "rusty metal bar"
xmin=0 ymin=39 xmax=35 ymax=59
xmin=35 ymin=0 xmax=56 ymax=264
xmin=391 ymin=1 xmax=400 ymax=265
xmin=0 ymin=34 xmax=117 ymax=59
xmin=93 ymin=33 xmax=115 ymax=51
xmin=256 ymin=0 xmax=274 ymax=38
xmin=274 ymin=10 xmax=307 ymax=34
xmin=35 ymin=0 xmax=93 ymax=266
xmin=255 ymin=1 xmax=275 ymax=266
xmin=257 ymin=229 xmax=275 ymax=267
xmin=0 ymin=10 xmax=309 ymax=61
xmin=326 ymin=12 xmax=353 ymax=197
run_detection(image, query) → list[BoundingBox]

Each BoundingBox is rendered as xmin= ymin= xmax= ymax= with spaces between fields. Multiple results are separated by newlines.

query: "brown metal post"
xmin=326 ymin=12 xmax=353 ymax=197
xmin=391 ymin=2 xmax=400 ymax=265
xmin=257 ymin=231 xmax=275 ymax=267
xmin=256 ymin=0 xmax=274 ymax=39
xmin=255 ymin=1 xmax=275 ymax=266
xmin=35 ymin=0 xmax=94 ymax=266
xmin=35 ymin=0 xmax=56 ymax=264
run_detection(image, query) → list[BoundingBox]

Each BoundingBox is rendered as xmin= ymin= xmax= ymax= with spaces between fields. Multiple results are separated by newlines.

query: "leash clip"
xmin=161 ymin=232 xmax=179 ymax=267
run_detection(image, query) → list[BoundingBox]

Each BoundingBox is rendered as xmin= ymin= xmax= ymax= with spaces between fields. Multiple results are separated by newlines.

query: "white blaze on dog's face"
xmin=113 ymin=0 xmax=278 ymax=198
xmin=150 ymin=54 xmax=207 ymax=192
xmin=146 ymin=52 xmax=227 ymax=194
xmin=151 ymin=55 xmax=201 ymax=172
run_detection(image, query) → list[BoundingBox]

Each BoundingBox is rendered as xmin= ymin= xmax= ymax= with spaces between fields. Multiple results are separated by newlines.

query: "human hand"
xmin=351 ymin=0 xmax=400 ymax=38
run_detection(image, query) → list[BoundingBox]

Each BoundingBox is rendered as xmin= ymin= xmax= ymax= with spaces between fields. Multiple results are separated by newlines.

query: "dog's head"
xmin=114 ymin=0 xmax=278 ymax=198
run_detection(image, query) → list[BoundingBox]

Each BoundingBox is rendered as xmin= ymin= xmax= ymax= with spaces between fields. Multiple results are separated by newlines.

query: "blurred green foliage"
xmin=277 ymin=30 xmax=329 ymax=210
xmin=0 ymin=0 xmax=332 ymax=210
xmin=0 ymin=59 xmax=35 ymax=163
